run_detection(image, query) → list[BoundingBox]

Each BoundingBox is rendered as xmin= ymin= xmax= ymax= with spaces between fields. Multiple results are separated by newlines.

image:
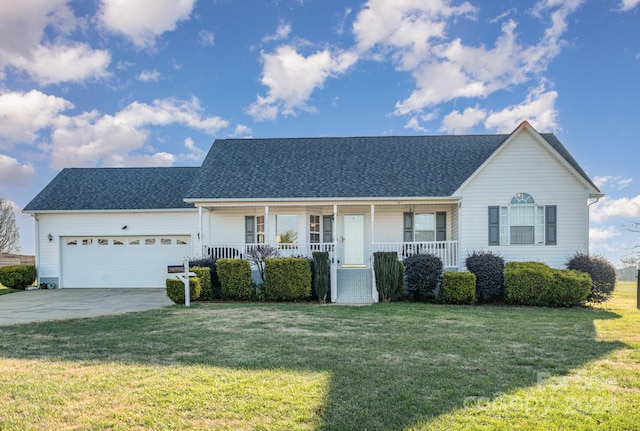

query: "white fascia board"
xmin=185 ymin=196 xmax=461 ymax=207
xmin=22 ymin=208 xmax=197 ymax=215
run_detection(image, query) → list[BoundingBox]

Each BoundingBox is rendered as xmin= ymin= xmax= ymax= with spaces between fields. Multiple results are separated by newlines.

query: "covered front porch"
xmin=195 ymin=200 xmax=460 ymax=304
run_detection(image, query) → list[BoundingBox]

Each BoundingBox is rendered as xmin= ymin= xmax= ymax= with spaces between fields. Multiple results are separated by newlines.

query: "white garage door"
xmin=61 ymin=236 xmax=191 ymax=288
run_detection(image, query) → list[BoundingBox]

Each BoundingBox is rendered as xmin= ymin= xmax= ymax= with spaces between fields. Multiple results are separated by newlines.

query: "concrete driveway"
xmin=0 ymin=288 xmax=174 ymax=326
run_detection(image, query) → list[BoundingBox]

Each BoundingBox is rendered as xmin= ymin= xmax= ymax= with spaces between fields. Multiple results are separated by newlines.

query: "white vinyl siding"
xmin=35 ymin=210 xmax=196 ymax=288
xmin=457 ymin=131 xmax=591 ymax=269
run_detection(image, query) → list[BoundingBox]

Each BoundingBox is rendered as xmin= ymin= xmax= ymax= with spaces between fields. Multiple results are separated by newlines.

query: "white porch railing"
xmin=205 ymin=243 xmax=335 ymax=260
xmin=372 ymin=241 xmax=459 ymax=268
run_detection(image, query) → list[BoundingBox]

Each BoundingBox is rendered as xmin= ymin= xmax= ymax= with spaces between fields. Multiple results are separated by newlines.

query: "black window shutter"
xmin=545 ymin=205 xmax=557 ymax=245
xmin=245 ymin=216 xmax=255 ymax=244
xmin=436 ymin=212 xmax=446 ymax=241
xmin=488 ymin=206 xmax=500 ymax=245
xmin=403 ymin=212 xmax=414 ymax=242
xmin=322 ymin=215 xmax=333 ymax=243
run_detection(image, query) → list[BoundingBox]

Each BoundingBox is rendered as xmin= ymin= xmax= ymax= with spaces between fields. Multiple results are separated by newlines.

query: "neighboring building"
xmin=0 ymin=254 xmax=35 ymax=267
xmin=24 ymin=122 xmax=602 ymax=303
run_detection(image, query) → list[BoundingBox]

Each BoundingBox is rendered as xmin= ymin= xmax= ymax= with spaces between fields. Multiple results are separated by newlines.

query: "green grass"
xmin=0 ymin=282 xmax=639 ymax=430
xmin=0 ymin=284 xmax=18 ymax=295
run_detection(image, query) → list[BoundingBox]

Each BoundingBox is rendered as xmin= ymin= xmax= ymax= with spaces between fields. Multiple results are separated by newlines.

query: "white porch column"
xmin=331 ymin=204 xmax=338 ymax=302
xmin=371 ymin=204 xmax=379 ymax=302
xmin=264 ymin=205 xmax=269 ymax=243
xmin=198 ymin=206 xmax=203 ymax=256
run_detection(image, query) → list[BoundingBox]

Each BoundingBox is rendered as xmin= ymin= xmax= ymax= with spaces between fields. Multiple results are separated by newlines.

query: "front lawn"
xmin=0 ymin=282 xmax=638 ymax=430
xmin=0 ymin=285 xmax=18 ymax=295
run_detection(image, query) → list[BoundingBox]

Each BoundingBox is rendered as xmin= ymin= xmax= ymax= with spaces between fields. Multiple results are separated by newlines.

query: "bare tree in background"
xmin=0 ymin=195 xmax=21 ymax=254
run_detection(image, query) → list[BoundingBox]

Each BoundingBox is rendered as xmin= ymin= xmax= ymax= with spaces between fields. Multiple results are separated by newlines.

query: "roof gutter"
xmin=588 ymin=192 xmax=605 ymax=207
xmin=184 ymin=196 xmax=461 ymax=204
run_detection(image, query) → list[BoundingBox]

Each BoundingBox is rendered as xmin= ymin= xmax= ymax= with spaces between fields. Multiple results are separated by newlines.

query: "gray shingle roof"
xmin=186 ymin=133 xmax=596 ymax=199
xmin=25 ymin=131 xmax=599 ymax=211
xmin=24 ymin=167 xmax=199 ymax=211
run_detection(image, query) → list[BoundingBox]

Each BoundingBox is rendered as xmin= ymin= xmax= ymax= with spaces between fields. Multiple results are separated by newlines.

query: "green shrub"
xmin=504 ymin=261 xmax=554 ymax=306
xmin=374 ymin=252 xmax=400 ymax=302
xmin=404 ymin=253 xmax=442 ymax=302
xmin=566 ymin=252 xmax=616 ymax=303
xmin=465 ymin=250 xmax=504 ymax=303
xmin=190 ymin=267 xmax=211 ymax=301
xmin=0 ymin=265 xmax=37 ymax=290
xmin=165 ymin=277 xmax=201 ymax=305
xmin=216 ymin=259 xmax=252 ymax=300
xmin=189 ymin=257 xmax=220 ymax=300
xmin=312 ymin=251 xmax=329 ymax=302
xmin=505 ymin=261 xmax=591 ymax=307
xmin=395 ymin=260 xmax=405 ymax=301
xmin=264 ymin=258 xmax=312 ymax=301
xmin=439 ymin=272 xmax=477 ymax=304
xmin=549 ymin=269 xmax=591 ymax=307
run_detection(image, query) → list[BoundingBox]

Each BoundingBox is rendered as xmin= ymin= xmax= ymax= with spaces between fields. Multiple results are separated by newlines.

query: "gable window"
xmin=489 ymin=193 xmax=556 ymax=246
xmin=310 ymin=215 xmax=320 ymax=243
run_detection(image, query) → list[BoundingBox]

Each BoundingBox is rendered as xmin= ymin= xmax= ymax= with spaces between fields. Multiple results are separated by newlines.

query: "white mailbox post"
xmin=168 ymin=260 xmax=196 ymax=307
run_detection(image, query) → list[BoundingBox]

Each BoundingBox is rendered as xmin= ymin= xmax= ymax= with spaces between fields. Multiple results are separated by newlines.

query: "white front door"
xmin=343 ymin=215 xmax=365 ymax=266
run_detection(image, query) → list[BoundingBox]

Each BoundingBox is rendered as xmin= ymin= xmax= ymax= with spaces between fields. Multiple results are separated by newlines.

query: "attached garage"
xmin=61 ymin=235 xmax=191 ymax=288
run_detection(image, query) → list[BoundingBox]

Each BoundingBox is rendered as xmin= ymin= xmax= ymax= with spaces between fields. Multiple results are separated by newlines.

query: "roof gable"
xmin=186 ymin=135 xmax=511 ymax=200
xmin=24 ymin=167 xmax=199 ymax=212
xmin=454 ymin=121 xmax=600 ymax=195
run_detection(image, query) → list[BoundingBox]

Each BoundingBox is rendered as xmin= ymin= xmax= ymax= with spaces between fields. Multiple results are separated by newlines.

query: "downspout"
xmin=198 ymin=206 xmax=203 ymax=256
xmin=331 ymin=204 xmax=338 ymax=302
xmin=587 ymin=193 xmax=604 ymax=255
xmin=33 ymin=214 xmax=40 ymax=286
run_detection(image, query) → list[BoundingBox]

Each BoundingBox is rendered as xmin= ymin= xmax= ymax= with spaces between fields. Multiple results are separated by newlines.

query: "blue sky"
xmin=1 ymin=0 xmax=639 ymax=266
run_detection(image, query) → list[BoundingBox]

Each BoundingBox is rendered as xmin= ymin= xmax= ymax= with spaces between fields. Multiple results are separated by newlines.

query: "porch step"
xmin=337 ymin=268 xmax=374 ymax=304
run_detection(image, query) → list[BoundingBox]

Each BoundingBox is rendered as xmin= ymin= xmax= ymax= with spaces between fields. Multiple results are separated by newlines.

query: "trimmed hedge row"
xmin=439 ymin=272 xmax=476 ymax=304
xmin=0 ymin=265 xmax=37 ymax=290
xmin=505 ymin=261 xmax=591 ymax=307
xmin=264 ymin=258 xmax=312 ymax=301
xmin=217 ymin=259 xmax=253 ymax=300
xmin=312 ymin=251 xmax=330 ymax=302
xmin=166 ymin=277 xmax=201 ymax=305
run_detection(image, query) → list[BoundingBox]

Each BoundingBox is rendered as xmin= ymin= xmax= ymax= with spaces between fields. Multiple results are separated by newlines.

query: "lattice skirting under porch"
xmin=336 ymin=268 xmax=374 ymax=304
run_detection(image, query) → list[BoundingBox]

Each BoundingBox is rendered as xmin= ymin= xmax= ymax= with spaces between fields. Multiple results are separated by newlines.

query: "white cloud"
xmin=484 ymin=84 xmax=559 ymax=133
xmin=0 ymin=154 xmax=36 ymax=187
xmin=50 ymin=97 xmax=229 ymax=168
xmin=353 ymin=0 xmax=477 ymax=70
xmin=262 ymin=23 xmax=292 ymax=44
xmin=199 ymin=29 xmax=215 ymax=46
xmin=181 ymin=137 xmax=205 ymax=162
xmin=98 ymin=0 xmax=196 ymax=48
xmin=247 ymin=45 xmax=357 ymax=121
xmin=0 ymin=0 xmax=111 ymax=84
xmin=618 ymin=0 xmax=640 ymax=11
xmin=349 ymin=0 xmax=582 ymax=124
xmin=590 ymin=195 xmax=640 ymax=224
xmin=232 ymin=124 xmax=253 ymax=138
xmin=0 ymin=90 xmax=74 ymax=147
xmin=404 ymin=116 xmax=428 ymax=132
xmin=11 ymin=43 xmax=111 ymax=85
xmin=594 ymin=175 xmax=633 ymax=190
xmin=441 ymin=106 xmax=486 ymax=134
xmin=137 ymin=69 xmax=162 ymax=82
xmin=589 ymin=226 xmax=621 ymax=243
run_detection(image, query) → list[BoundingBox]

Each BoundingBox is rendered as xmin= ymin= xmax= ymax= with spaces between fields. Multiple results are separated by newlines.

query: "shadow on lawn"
xmin=0 ymin=303 xmax=626 ymax=430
